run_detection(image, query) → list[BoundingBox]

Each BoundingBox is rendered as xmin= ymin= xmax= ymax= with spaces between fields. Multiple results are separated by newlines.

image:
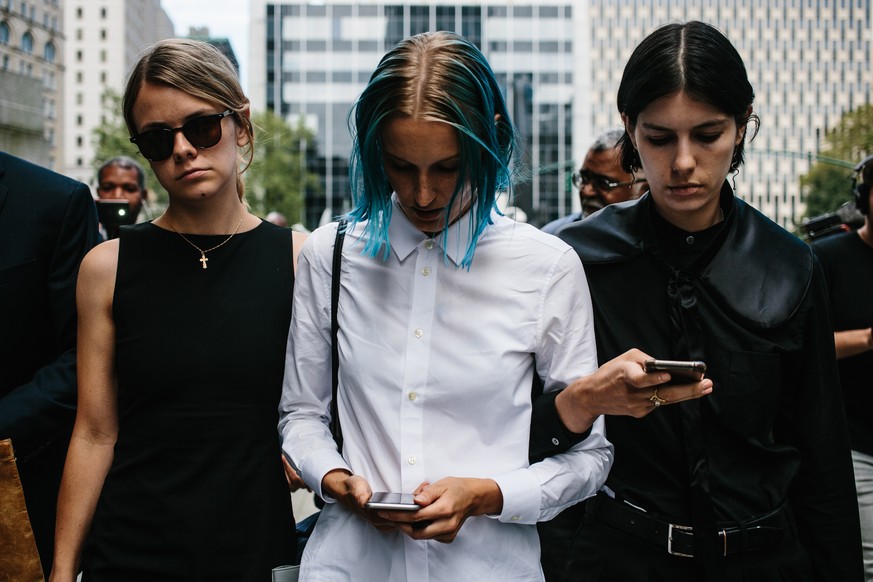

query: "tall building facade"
xmin=249 ymin=0 xmax=578 ymax=229
xmin=63 ymin=0 xmax=172 ymax=185
xmin=0 ymin=0 xmax=65 ymax=167
xmin=251 ymin=0 xmax=873 ymax=229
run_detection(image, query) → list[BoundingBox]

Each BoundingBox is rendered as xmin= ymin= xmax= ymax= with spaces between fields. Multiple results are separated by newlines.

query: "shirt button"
xmin=551 ymin=437 xmax=560 ymax=446
xmin=414 ymin=329 xmax=423 ymax=338
xmin=421 ymin=267 xmax=431 ymax=276
xmin=510 ymin=515 xmax=520 ymax=521
xmin=408 ymin=455 xmax=417 ymax=465
xmin=685 ymin=235 xmax=695 ymax=245
xmin=425 ymin=240 xmax=434 ymax=250
xmin=408 ymin=391 xmax=419 ymax=401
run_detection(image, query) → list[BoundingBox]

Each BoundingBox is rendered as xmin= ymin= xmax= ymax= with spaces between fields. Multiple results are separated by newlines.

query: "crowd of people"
xmin=0 ymin=19 xmax=870 ymax=582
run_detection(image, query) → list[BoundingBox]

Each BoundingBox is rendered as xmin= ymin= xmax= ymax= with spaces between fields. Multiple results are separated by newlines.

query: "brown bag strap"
xmin=0 ymin=439 xmax=44 ymax=581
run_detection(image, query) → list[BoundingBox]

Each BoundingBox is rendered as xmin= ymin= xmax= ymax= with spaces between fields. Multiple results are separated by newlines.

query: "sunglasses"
xmin=572 ymin=169 xmax=646 ymax=193
xmin=129 ymin=110 xmax=233 ymax=161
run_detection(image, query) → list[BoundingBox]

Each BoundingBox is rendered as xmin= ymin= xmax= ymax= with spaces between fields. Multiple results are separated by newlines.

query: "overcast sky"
xmin=160 ymin=0 xmax=251 ymax=91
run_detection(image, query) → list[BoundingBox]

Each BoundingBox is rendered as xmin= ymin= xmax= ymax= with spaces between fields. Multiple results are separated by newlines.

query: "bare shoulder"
xmin=77 ymin=240 xmax=119 ymax=305
xmin=292 ymin=230 xmax=308 ymax=249
xmin=291 ymin=230 xmax=308 ymax=271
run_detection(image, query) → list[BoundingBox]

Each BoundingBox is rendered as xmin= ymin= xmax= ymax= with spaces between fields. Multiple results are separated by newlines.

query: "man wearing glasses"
xmin=542 ymin=127 xmax=647 ymax=235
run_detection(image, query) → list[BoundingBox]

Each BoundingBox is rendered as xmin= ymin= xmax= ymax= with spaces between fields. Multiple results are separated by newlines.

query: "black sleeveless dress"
xmin=84 ymin=221 xmax=296 ymax=582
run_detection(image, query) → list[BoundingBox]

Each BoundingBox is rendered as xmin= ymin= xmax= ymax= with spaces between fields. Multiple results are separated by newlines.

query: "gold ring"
xmin=649 ymin=389 xmax=666 ymax=408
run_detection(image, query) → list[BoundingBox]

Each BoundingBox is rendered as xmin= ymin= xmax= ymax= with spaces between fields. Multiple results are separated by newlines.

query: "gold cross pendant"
xmin=199 ymin=252 xmax=209 ymax=269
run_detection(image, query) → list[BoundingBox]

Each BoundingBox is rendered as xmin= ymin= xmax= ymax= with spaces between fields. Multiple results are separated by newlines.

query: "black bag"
xmin=291 ymin=220 xmax=347 ymax=562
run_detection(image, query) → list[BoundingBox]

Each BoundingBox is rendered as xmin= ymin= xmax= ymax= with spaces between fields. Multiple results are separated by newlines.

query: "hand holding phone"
xmin=365 ymin=492 xmax=420 ymax=511
xmin=643 ymin=359 xmax=707 ymax=383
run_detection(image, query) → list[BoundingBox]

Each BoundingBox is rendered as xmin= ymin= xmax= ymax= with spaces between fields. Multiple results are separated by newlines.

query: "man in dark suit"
xmin=0 ymin=151 xmax=99 ymax=574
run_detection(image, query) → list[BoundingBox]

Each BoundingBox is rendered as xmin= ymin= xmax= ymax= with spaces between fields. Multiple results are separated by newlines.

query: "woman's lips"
xmin=668 ymin=184 xmax=701 ymax=196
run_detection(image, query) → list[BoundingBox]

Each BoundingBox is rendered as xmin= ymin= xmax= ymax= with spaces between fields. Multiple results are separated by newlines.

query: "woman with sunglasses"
xmin=50 ymin=39 xmax=305 ymax=581
xmin=545 ymin=21 xmax=862 ymax=581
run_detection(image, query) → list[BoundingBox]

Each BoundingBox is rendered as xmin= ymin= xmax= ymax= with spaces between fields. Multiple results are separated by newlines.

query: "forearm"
xmin=502 ymin=417 xmax=612 ymax=524
xmin=554 ymin=384 xmax=600 ymax=434
xmin=51 ymin=434 xmax=115 ymax=579
xmin=468 ymin=478 xmax=503 ymax=517
xmin=834 ymin=328 xmax=873 ymax=359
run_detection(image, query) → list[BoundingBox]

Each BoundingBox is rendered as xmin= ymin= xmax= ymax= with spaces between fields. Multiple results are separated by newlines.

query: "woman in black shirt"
xmin=545 ymin=20 xmax=862 ymax=582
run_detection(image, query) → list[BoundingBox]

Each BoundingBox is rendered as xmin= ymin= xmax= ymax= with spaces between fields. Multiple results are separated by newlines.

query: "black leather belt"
xmin=586 ymin=492 xmax=785 ymax=558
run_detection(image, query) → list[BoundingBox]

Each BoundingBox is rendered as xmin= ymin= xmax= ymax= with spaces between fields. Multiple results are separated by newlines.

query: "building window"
xmin=100 ymin=7 xmax=106 ymax=18
xmin=0 ymin=21 xmax=9 ymax=45
xmin=43 ymin=41 xmax=55 ymax=62
xmin=21 ymin=31 xmax=33 ymax=53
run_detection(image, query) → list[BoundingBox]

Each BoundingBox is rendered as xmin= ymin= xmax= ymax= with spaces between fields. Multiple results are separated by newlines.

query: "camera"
xmin=96 ymin=199 xmax=139 ymax=240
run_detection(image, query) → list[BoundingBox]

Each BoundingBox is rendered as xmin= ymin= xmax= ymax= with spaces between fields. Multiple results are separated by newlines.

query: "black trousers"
xmin=561 ymin=509 xmax=814 ymax=582
xmin=539 ymin=502 xmax=587 ymax=581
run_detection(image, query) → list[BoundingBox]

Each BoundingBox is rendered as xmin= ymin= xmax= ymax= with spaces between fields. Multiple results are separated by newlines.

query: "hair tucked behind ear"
xmin=616 ymin=21 xmax=759 ymax=175
xmin=347 ymin=31 xmax=517 ymax=268
xmin=123 ymin=38 xmax=254 ymax=201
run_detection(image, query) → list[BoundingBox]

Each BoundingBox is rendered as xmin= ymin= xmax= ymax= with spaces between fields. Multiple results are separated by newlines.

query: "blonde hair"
xmin=123 ymin=38 xmax=253 ymax=200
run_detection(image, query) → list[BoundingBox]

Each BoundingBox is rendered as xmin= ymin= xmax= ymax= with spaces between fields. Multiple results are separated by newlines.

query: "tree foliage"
xmin=91 ymin=88 xmax=166 ymax=204
xmin=800 ymin=103 xmax=873 ymax=220
xmin=247 ymin=110 xmax=319 ymax=227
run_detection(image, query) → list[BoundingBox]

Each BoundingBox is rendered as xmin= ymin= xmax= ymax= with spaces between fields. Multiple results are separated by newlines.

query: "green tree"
xmin=248 ymin=110 xmax=318 ymax=226
xmin=800 ymin=103 xmax=873 ymax=220
xmin=91 ymin=88 xmax=166 ymax=204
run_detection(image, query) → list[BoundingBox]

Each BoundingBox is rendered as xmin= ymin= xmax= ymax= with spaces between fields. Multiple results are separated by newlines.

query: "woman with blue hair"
xmin=279 ymin=31 xmax=613 ymax=580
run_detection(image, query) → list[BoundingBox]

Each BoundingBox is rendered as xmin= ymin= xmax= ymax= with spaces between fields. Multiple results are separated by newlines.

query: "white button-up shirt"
xmin=279 ymin=201 xmax=612 ymax=581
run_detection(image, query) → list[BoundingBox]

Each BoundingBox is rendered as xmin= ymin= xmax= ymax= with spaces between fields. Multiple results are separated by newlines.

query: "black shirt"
xmin=548 ymin=186 xmax=861 ymax=581
xmin=812 ymin=230 xmax=873 ymax=457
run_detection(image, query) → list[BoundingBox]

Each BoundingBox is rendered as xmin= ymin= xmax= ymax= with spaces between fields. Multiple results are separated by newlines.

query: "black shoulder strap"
xmin=330 ymin=220 xmax=347 ymax=451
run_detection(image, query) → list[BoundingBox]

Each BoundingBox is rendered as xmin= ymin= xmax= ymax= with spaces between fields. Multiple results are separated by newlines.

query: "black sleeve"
xmin=529 ymin=389 xmax=591 ymax=464
xmin=779 ymin=259 xmax=863 ymax=581
xmin=0 ymin=181 xmax=98 ymax=453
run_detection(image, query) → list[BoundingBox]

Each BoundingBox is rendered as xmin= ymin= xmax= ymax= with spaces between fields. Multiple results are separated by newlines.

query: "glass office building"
xmin=250 ymin=0 xmax=873 ymax=229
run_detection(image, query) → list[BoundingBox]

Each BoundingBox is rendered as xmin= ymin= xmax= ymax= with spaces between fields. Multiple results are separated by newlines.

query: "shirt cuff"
xmin=301 ymin=448 xmax=351 ymax=503
xmin=529 ymin=389 xmax=592 ymax=464
xmin=491 ymin=468 xmax=542 ymax=525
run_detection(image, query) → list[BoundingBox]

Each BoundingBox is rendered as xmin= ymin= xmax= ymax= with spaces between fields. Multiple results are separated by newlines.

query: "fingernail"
xmin=378 ymin=512 xmax=388 ymax=519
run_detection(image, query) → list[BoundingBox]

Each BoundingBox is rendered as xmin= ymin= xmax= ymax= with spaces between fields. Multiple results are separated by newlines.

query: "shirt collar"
xmin=388 ymin=194 xmax=478 ymax=266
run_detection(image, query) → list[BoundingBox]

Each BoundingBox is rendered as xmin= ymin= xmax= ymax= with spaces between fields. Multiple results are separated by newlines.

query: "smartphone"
xmin=365 ymin=492 xmax=420 ymax=511
xmin=643 ymin=359 xmax=707 ymax=383
xmin=96 ymin=199 xmax=137 ymax=227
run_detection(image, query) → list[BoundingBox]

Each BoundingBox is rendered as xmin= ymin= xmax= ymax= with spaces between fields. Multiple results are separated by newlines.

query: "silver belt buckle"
xmin=667 ymin=523 xmax=694 ymax=558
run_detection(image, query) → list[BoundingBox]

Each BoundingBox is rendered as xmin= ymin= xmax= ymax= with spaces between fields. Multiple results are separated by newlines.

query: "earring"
xmin=729 ymin=146 xmax=741 ymax=174
xmin=629 ymin=149 xmax=641 ymax=174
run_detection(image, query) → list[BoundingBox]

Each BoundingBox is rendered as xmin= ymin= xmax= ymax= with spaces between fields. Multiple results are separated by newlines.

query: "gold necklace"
xmin=167 ymin=215 xmax=245 ymax=269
